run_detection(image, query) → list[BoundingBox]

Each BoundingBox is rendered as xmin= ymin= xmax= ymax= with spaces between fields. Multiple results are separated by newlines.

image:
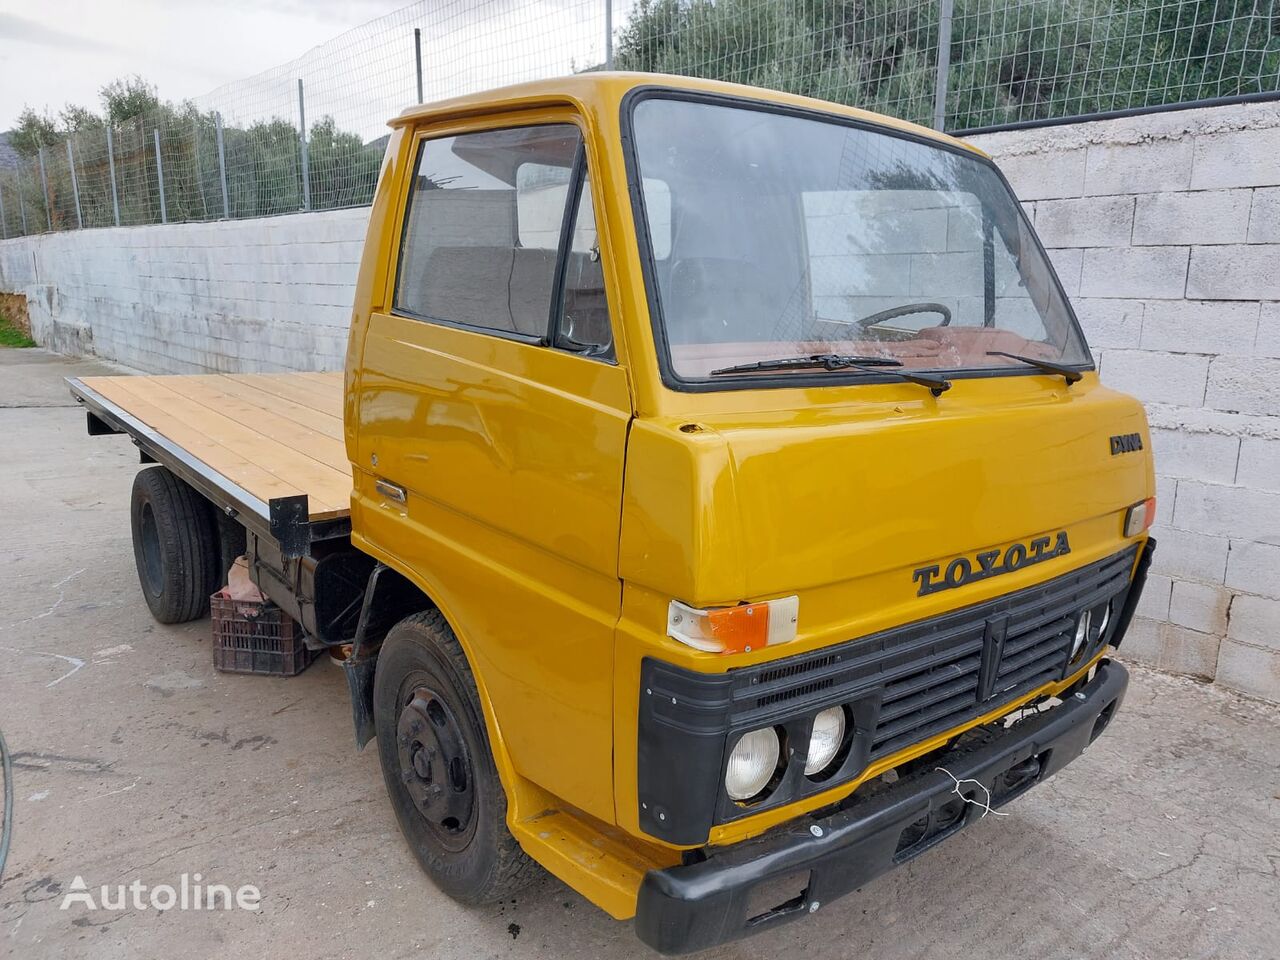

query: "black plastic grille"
xmin=726 ymin=546 xmax=1140 ymax=752
xmin=637 ymin=545 xmax=1140 ymax=843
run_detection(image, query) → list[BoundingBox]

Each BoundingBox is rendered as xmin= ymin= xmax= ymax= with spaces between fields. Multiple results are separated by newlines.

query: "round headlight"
xmin=805 ymin=706 xmax=846 ymax=776
xmin=725 ymin=727 xmax=780 ymax=801
xmin=1096 ymin=602 xmax=1112 ymax=639
xmin=1071 ymin=609 xmax=1092 ymax=659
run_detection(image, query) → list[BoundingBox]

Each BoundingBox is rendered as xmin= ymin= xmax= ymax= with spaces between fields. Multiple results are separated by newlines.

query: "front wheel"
xmin=373 ymin=610 xmax=536 ymax=903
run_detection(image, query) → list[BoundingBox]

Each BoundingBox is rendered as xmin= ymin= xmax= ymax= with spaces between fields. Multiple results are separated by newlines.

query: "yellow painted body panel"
xmin=343 ymin=73 xmax=1156 ymax=920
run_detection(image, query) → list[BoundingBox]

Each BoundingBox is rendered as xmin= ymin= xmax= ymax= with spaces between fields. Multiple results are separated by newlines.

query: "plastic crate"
xmin=211 ymin=591 xmax=316 ymax=677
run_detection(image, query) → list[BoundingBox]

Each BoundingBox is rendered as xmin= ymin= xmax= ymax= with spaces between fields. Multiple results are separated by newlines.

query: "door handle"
xmin=375 ymin=479 xmax=407 ymax=503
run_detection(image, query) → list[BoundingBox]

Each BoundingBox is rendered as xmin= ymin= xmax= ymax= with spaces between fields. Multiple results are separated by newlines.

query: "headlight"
xmin=805 ymin=706 xmax=846 ymax=776
xmin=1071 ymin=609 xmax=1092 ymax=659
xmin=1096 ymin=601 xmax=1112 ymax=639
xmin=725 ymin=727 xmax=780 ymax=800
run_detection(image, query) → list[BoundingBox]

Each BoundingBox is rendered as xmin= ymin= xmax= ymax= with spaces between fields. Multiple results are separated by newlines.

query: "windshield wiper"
xmin=710 ymin=353 xmax=952 ymax=397
xmin=985 ymin=350 xmax=1083 ymax=385
xmin=710 ymin=353 xmax=902 ymax=376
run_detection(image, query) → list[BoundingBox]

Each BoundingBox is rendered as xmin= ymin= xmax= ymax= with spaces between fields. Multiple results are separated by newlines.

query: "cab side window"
xmin=553 ymin=171 xmax=613 ymax=359
xmin=394 ymin=124 xmax=580 ymax=338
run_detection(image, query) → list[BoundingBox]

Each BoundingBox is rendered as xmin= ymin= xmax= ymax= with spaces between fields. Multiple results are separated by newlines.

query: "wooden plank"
xmin=117 ymin=377 xmax=352 ymax=514
xmin=220 ymin=373 xmax=340 ymax=414
xmin=225 ymin=371 xmax=340 ymax=403
xmin=81 ymin=374 xmax=345 ymax=441
xmin=159 ymin=376 xmax=349 ymax=473
xmin=296 ymin=371 xmax=342 ymax=385
xmin=207 ymin=375 xmax=344 ymax=442
xmin=267 ymin=371 xmax=344 ymax=407
xmin=224 ymin=373 xmax=344 ymax=418
xmin=93 ymin=376 xmax=350 ymax=517
xmin=81 ymin=379 xmax=314 ymax=509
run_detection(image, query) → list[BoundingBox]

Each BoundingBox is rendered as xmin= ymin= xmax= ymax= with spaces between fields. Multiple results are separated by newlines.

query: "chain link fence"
xmin=3 ymin=0 xmax=1278 ymax=239
xmin=947 ymin=0 xmax=1280 ymax=129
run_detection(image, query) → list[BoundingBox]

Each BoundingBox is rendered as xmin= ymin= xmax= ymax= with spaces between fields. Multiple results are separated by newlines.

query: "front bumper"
xmin=634 ymin=659 xmax=1129 ymax=954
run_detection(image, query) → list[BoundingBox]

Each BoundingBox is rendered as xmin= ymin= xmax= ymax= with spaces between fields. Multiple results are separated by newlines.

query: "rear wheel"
xmin=129 ymin=466 xmax=220 ymax=624
xmin=373 ymin=610 xmax=536 ymax=903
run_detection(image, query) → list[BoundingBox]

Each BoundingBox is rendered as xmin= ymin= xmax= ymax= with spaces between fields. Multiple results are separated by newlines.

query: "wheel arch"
xmin=345 ymin=550 xmax=524 ymax=813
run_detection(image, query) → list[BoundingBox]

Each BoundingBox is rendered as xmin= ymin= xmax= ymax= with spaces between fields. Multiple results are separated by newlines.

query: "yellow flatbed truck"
xmin=70 ymin=73 xmax=1156 ymax=953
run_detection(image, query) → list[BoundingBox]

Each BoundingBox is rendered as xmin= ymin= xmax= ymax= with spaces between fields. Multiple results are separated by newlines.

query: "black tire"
xmin=373 ymin=610 xmax=537 ymax=903
xmin=129 ymin=466 xmax=220 ymax=624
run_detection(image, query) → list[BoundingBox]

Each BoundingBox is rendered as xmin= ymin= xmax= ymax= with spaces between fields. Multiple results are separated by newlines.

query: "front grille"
xmin=757 ymin=677 xmax=835 ymax=708
xmin=758 ymin=655 xmax=836 ymax=685
xmin=636 ymin=545 xmax=1141 ymax=843
xmin=729 ymin=546 xmax=1139 ymax=759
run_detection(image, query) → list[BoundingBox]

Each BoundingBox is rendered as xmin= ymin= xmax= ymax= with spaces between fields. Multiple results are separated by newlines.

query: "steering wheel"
xmin=855 ymin=302 xmax=953 ymax=330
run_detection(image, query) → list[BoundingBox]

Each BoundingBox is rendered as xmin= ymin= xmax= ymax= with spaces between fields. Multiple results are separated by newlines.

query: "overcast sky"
xmin=0 ymin=0 xmax=412 ymax=131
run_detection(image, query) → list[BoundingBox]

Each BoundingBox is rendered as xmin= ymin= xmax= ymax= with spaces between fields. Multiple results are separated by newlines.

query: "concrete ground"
xmin=1 ymin=347 xmax=1277 ymax=960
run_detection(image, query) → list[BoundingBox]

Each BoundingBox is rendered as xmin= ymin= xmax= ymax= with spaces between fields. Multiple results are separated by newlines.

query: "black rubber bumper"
xmin=634 ymin=659 xmax=1130 ymax=954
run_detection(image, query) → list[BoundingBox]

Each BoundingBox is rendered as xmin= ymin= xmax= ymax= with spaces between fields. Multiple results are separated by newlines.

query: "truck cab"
xmin=74 ymin=73 xmax=1155 ymax=954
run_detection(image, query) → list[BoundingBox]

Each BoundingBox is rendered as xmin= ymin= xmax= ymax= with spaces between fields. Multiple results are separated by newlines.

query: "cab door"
xmin=353 ymin=112 xmax=631 ymax=823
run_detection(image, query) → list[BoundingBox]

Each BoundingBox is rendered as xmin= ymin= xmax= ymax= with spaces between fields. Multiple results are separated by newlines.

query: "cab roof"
xmin=390 ymin=71 xmax=984 ymax=157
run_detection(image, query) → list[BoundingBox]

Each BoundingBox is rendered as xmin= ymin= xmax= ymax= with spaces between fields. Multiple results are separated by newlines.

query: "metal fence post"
xmin=18 ymin=170 xmax=28 ymax=235
xmin=605 ymin=0 xmax=613 ymax=70
xmin=66 ymin=138 xmax=83 ymax=229
xmin=0 ymin=180 xmax=7 ymax=240
xmin=932 ymin=0 xmax=954 ymax=132
xmin=215 ymin=112 xmax=230 ymax=219
xmin=192 ymin=116 xmax=205 ymax=219
xmin=154 ymin=128 xmax=168 ymax=224
xmin=106 ymin=127 xmax=121 ymax=226
xmin=414 ymin=27 xmax=424 ymax=104
xmin=37 ymin=147 xmax=52 ymax=230
xmin=297 ymin=78 xmax=311 ymax=211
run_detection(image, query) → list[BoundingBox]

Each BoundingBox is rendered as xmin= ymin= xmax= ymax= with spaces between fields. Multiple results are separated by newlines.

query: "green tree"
xmin=100 ymin=75 xmax=161 ymax=125
xmin=223 ymin=117 xmax=304 ymax=217
xmin=613 ymin=0 xmax=940 ymax=125
xmin=307 ymin=116 xmax=383 ymax=210
xmin=10 ymin=107 xmax=59 ymax=157
xmin=613 ymin=0 xmax=1280 ymax=131
xmin=59 ymin=103 xmax=103 ymax=133
xmin=945 ymin=0 xmax=1280 ymax=128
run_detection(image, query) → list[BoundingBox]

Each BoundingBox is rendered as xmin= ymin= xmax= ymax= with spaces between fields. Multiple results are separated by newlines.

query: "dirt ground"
xmin=0 ymin=293 xmax=31 ymax=335
xmin=1 ymin=347 xmax=1278 ymax=960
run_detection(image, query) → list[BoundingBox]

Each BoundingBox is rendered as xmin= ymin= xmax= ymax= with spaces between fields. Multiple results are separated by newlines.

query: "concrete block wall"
xmin=972 ymin=100 xmax=1280 ymax=703
xmin=806 ymin=190 xmax=1041 ymax=338
xmin=0 ymin=207 xmax=369 ymax=373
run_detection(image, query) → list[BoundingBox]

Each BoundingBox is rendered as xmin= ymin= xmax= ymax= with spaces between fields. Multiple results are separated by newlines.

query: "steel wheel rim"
xmin=395 ymin=682 xmax=476 ymax=851
xmin=139 ymin=500 xmax=163 ymax=596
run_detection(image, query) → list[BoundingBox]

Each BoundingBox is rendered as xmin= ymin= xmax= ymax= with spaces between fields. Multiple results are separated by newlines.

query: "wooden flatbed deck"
xmin=73 ymin=373 xmax=351 ymax=522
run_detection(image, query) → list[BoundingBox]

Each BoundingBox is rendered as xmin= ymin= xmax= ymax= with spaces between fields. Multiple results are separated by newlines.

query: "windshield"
xmin=628 ymin=96 xmax=1092 ymax=385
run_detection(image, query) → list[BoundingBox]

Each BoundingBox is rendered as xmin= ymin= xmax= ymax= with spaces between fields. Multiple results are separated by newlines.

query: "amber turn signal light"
xmin=1123 ymin=497 xmax=1156 ymax=537
xmin=667 ymin=596 xmax=800 ymax=655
